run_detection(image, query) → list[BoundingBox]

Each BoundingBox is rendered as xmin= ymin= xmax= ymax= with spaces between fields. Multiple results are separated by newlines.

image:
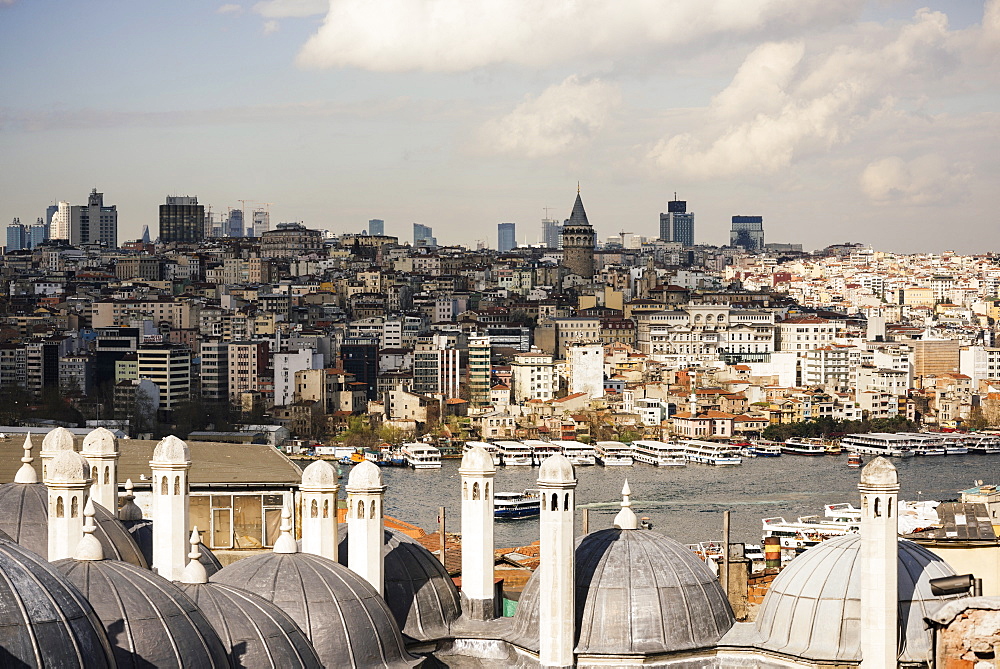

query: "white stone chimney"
xmin=149 ymin=435 xmax=191 ymax=581
xmin=859 ymin=456 xmax=899 ymax=669
xmin=40 ymin=427 xmax=76 ymax=481
xmin=81 ymin=428 xmax=119 ymax=513
xmin=459 ymin=445 xmax=496 ymax=620
xmin=300 ymin=459 xmax=339 ymax=562
xmin=538 ymin=453 xmax=576 ymax=669
xmin=346 ymin=460 xmax=386 ymax=595
xmin=45 ymin=449 xmax=92 ymax=561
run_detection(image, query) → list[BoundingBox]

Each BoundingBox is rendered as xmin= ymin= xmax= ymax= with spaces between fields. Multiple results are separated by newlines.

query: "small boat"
xmin=847 ymin=453 xmax=862 ymax=468
xmin=494 ymin=490 xmax=541 ymax=519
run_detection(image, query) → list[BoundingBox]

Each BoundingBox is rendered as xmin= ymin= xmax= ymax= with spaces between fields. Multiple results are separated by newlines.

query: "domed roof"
xmin=0 ymin=537 xmax=116 ymax=668
xmin=0 ymin=482 xmax=147 ymax=566
xmin=338 ymin=525 xmax=460 ymax=641
xmin=347 ymin=460 xmax=383 ymax=489
xmin=151 ymin=435 xmax=190 ymax=465
xmin=81 ymin=427 xmax=118 ymax=456
xmin=538 ymin=453 xmax=574 ymax=483
xmin=46 ymin=449 xmax=89 ymax=483
xmin=41 ymin=426 xmax=76 ymax=453
xmin=301 ymin=459 xmax=338 ymax=488
xmin=508 ymin=528 xmax=734 ymax=656
xmin=177 ymin=581 xmax=323 ymax=669
xmin=752 ymin=535 xmax=962 ymax=663
xmin=54 ymin=558 xmax=229 ymax=668
xmin=459 ymin=445 xmax=495 ymax=474
xmin=213 ymin=552 xmax=418 ymax=668
xmin=861 ymin=455 xmax=898 ymax=488
xmin=123 ymin=517 xmax=221 ymax=576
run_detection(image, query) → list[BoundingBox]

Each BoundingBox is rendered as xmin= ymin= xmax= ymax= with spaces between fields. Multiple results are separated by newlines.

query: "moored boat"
xmin=495 ymin=441 xmax=533 ymax=466
xmin=463 ymin=441 xmax=502 ymax=467
xmin=781 ymin=437 xmax=827 ymax=456
xmin=560 ymin=440 xmax=596 ymax=466
xmin=682 ymin=439 xmax=743 ymax=466
xmin=401 ymin=442 xmax=442 ymax=469
xmin=631 ymin=440 xmax=687 ymax=467
xmin=524 ymin=439 xmax=560 ymax=466
xmin=847 ymin=453 xmax=862 ymax=468
xmin=595 ymin=441 xmax=633 ymax=466
xmin=494 ymin=490 xmax=541 ymax=519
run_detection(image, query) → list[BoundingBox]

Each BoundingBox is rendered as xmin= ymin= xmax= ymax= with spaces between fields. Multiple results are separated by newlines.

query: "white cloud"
xmin=296 ymin=0 xmax=860 ymax=72
xmin=216 ymin=3 xmax=242 ymax=15
xmin=263 ymin=19 xmax=280 ymax=34
xmin=475 ymin=76 xmax=621 ymax=159
xmin=253 ymin=0 xmax=327 ymax=18
xmin=860 ymin=155 xmax=971 ymax=205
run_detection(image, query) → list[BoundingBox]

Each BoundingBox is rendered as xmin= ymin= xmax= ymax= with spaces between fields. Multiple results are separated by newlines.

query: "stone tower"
xmin=538 ymin=453 xmax=577 ymax=668
xmin=859 ymin=456 xmax=899 ymax=669
xmin=459 ymin=445 xmax=496 ymax=620
xmin=560 ymin=187 xmax=595 ymax=279
xmin=346 ymin=460 xmax=386 ymax=595
xmin=149 ymin=435 xmax=192 ymax=581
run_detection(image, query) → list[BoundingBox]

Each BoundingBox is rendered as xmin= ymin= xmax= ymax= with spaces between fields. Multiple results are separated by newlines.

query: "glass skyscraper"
xmin=497 ymin=222 xmax=516 ymax=252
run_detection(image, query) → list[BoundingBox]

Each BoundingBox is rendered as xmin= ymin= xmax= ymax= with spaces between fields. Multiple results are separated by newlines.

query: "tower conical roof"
xmin=568 ymin=192 xmax=591 ymax=227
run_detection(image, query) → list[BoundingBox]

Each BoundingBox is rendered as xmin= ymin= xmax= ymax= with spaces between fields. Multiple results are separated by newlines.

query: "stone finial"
xmin=13 ymin=433 xmax=38 ymax=484
xmin=613 ymin=479 xmax=639 ymax=530
xmin=272 ymin=501 xmax=297 ymax=554
xmin=118 ymin=479 xmax=143 ymax=521
xmin=151 ymin=435 xmax=191 ymax=465
xmin=179 ymin=527 xmax=208 ymax=584
xmin=74 ymin=498 xmax=105 ymax=561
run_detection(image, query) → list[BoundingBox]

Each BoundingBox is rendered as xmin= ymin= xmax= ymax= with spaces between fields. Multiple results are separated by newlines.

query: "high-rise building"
xmin=29 ymin=218 xmax=48 ymax=248
xmin=467 ymin=335 xmax=492 ymax=406
xmin=413 ymin=223 xmax=436 ymax=247
xmin=369 ymin=219 xmax=384 ymax=236
xmin=226 ymin=208 xmax=244 ymax=238
xmin=560 ymin=188 xmax=596 ymax=279
xmin=341 ymin=337 xmax=379 ymax=400
xmin=412 ymin=336 xmax=460 ymax=399
xmin=159 ymin=196 xmax=205 ymax=244
xmin=70 ymin=189 xmax=118 ymax=247
xmin=49 ymin=201 xmax=71 ymax=241
xmin=136 ymin=343 xmax=191 ymax=410
xmin=658 ymin=197 xmax=694 ymax=247
xmin=252 ymin=209 xmax=270 ymax=237
xmin=6 ymin=218 xmax=27 ymax=251
xmin=541 ymin=218 xmax=563 ymax=249
xmin=498 ymin=222 xmax=516 ymax=252
xmin=730 ymin=215 xmax=764 ymax=251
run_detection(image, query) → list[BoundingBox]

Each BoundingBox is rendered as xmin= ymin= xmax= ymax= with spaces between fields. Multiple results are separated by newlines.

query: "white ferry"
xmin=898 ymin=433 xmax=946 ymax=456
xmin=560 ymin=440 xmax=597 ymax=466
xmin=494 ymin=441 xmax=533 ymax=466
xmin=682 ymin=440 xmax=743 ymax=466
xmin=631 ymin=440 xmax=687 ymax=467
xmin=839 ymin=432 xmax=916 ymax=457
xmin=594 ymin=441 xmax=634 ymax=466
xmin=494 ymin=490 xmax=541 ymax=520
xmin=936 ymin=433 xmax=970 ymax=455
xmin=401 ymin=442 xmax=442 ymax=469
xmin=781 ymin=437 xmax=827 ymax=456
xmin=749 ymin=440 xmax=782 ymax=457
xmin=524 ymin=439 xmax=561 ymax=466
xmin=967 ymin=434 xmax=1000 ymax=454
xmin=463 ymin=441 xmax=502 ymax=467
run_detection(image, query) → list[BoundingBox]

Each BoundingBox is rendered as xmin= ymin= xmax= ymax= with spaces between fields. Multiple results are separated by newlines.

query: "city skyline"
xmin=1 ymin=1 xmax=997 ymax=253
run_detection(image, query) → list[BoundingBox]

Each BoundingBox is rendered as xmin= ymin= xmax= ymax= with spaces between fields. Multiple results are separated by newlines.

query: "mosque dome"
xmin=338 ymin=526 xmax=461 ymax=641
xmin=508 ymin=528 xmax=734 ymax=657
xmin=0 ymin=482 xmax=146 ymax=566
xmin=122 ymin=518 xmax=222 ymax=576
xmin=0 ymin=537 xmax=116 ymax=668
xmin=54 ymin=557 xmax=229 ymax=668
xmin=177 ymin=581 xmax=323 ymax=669
xmin=213 ymin=551 xmax=419 ymax=668
xmin=752 ymin=535 xmax=963 ymax=663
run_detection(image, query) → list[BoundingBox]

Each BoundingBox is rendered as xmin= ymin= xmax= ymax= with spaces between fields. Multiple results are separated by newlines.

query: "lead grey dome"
xmin=213 ymin=551 xmax=419 ymax=668
xmin=0 ymin=482 xmax=147 ymax=566
xmin=752 ymin=535 xmax=963 ymax=663
xmin=338 ymin=526 xmax=461 ymax=641
xmin=177 ymin=581 xmax=323 ymax=669
xmin=0 ymin=537 xmax=116 ymax=668
xmin=54 ymin=558 xmax=229 ymax=668
xmin=508 ymin=528 xmax=734 ymax=657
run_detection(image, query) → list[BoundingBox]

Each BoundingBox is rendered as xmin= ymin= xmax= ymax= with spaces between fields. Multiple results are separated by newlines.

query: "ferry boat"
xmin=524 ymin=440 xmax=561 ymax=466
xmin=900 ymin=433 xmax=946 ymax=456
xmin=967 ymin=434 xmax=1000 ymax=454
xmin=494 ymin=490 xmax=541 ymax=519
xmin=847 ymin=453 xmax=863 ymax=468
xmin=749 ymin=440 xmax=782 ymax=457
xmin=463 ymin=441 xmax=502 ymax=467
xmin=594 ymin=441 xmax=634 ymax=466
xmin=401 ymin=442 xmax=442 ymax=469
xmin=839 ymin=432 xmax=916 ymax=457
xmin=781 ymin=437 xmax=827 ymax=456
xmin=682 ymin=440 xmax=743 ymax=466
xmin=631 ymin=440 xmax=687 ymax=467
xmin=936 ymin=433 xmax=970 ymax=455
xmin=495 ymin=441 xmax=533 ymax=466
xmin=560 ymin=440 xmax=597 ymax=466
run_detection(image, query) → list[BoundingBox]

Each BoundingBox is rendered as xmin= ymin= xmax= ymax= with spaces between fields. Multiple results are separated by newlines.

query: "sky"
xmin=1 ymin=0 xmax=998 ymax=254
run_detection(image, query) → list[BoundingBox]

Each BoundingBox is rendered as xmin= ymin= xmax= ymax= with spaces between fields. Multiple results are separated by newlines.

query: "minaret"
xmin=346 ymin=460 xmax=386 ymax=595
xmin=149 ymin=435 xmax=192 ymax=581
xmin=300 ymin=459 xmax=339 ymax=562
xmin=560 ymin=186 xmax=596 ymax=279
xmin=14 ymin=433 xmax=38 ymax=483
xmin=45 ymin=449 xmax=92 ymax=561
xmin=859 ymin=456 xmax=899 ymax=669
xmin=537 ymin=454 xmax=577 ymax=669
xmin=688 ymin=370 xmax=699 ymax=418
xmin=40 ymin=426 xmax=76 ymax=481
xmin=81 ymin=427 xmax=119 ymax=513
xmin=459 ymin=445 xmax=496 ymax=620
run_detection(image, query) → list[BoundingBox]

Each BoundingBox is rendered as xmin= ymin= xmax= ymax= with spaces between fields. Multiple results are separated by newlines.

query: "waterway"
xmin=336 ymin=454 xmax=1000 ymax=549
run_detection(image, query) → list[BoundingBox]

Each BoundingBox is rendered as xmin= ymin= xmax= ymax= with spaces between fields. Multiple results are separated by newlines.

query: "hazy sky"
xmin=1 ymin=1 xmax=998 ymax=253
